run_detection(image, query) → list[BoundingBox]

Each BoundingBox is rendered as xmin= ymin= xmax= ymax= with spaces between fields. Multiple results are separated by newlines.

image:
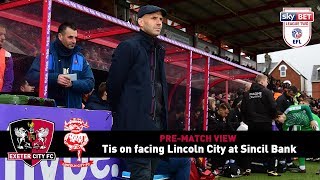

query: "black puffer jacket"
xmin=276 ymin=93 xmax=294 ymax=113
xmin=85 ymin=93 xmax=111 ymax=111
xmin=241 ymin=82 xmax=277 ymax=123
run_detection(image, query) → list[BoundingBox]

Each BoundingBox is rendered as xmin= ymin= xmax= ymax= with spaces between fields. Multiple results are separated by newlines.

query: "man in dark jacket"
xmin=207 ymin=103 xmax=234 ymax=171
xmin=276 ymin=85 xmax=297 ymax=113
xmin=228 ymin=106 xmax=241 ymax=130
xmin=208 ymin=103 xmax=234 ymax=132
xmin=276 ymin=85 xmax=299 ymax=171
xmin=241 ymin=74 xmax=280 ymax=176
xmin=275 ymin=85 xmax=297 ymax=131
xmin=26 ymin=22 xmax=94 ymax=109
xmin=107 ymin=5 xmax=168 ymax=180
xmin=241 ymin=74 xmax=277 ymax=131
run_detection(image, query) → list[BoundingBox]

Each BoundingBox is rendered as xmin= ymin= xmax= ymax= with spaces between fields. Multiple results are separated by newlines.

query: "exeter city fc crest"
xmin=280 ymin=7 xmax=314 ymax=48
xmin=7 ymin=119 xmax=56 ymax=167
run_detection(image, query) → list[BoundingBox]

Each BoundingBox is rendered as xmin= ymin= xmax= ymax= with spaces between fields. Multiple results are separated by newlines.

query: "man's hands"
xmin=310 ymin=120 xmax=318 ymax=130
xmin=57 ymin=74 xmax=72 ymax=88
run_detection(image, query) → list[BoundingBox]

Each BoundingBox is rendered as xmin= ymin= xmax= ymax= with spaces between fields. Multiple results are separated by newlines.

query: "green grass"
xmin=219 ymin=161 xmax=319 ymax=180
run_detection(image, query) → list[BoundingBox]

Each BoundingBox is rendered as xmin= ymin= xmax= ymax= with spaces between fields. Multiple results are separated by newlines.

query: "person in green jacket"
xmin=298 ymin=99 xmax=320 ymax=175
xmin=277 ymin=98 xmax=319 ymax=173
xmin=298 ymin=99 xmax=320 ymax=131
xmin=280 ymin=104 xmax=318 ymax=131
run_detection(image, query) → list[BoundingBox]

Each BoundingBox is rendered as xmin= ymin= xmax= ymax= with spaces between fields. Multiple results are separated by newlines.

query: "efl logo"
xmin=280 ymin=7 xmax=314 ymax=48
xmin=7 ymin=119 xmax=56 ymax=167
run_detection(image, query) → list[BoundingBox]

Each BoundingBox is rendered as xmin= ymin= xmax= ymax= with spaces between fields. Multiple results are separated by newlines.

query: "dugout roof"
xmin=0 ymin=0 xmax=261 ymax=94
xmin=132 ymin=0 xmax=320 ymax=55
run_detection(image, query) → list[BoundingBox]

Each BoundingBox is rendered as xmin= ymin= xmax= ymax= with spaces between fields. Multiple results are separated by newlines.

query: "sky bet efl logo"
xmin=280 ymin=7 xmax=314 ymax=48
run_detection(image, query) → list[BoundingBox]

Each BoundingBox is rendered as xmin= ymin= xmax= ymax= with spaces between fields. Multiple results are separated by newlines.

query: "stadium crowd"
xmin=167 ymin=72 xmax=320 ymax=178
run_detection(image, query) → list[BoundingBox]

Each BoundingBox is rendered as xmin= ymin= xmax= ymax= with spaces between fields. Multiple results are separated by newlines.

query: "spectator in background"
xmin=267 ymin=75 xmax=276 ymax=91
xmin=204 ymin=46 xmax=210 ymax=53
xmin=15 ymin=79 xmax=35 ymax=92
xmin=168 ymin=105 xmax=185 ymax=131
xmin=207 ymin=97 xmax=216 ymax=125
xmin=273 ymin=87 xmax=283 ymax=100
xmin=85 ymin=82 xmax=110 ymax=110
xmin=209 ymin=103 xmax=233 ymax=132
xmin=107 ymin=5 xmax=168 ymax=179
xmin=244 ymin=83 xmax=251 ymax=92
xmin=280 ymin=82 xmax=290 ymax=94
xmin=298 ymin=94 xmax=307 ymax=103
xmin=82 ymin=88 xmax=94 ymax=108
xmin=196 ymin=97 xmax=216 ymax=131
xmin=276 ymin=86 xmax=298 ymax=117
xmin=26 ymin=22 xmax=94 ymax=108
xmin=191 ymin=107 xmax=202 ymax=130
xmin=232 ymin=89 xmax=243 ymax=109
xmin=208 ymin=103 xmax=235 ymax=172
xmin=0 ymin=24 xmax=14 ymax=92
xmin=228 ymin=101 xmax=241 ymax=130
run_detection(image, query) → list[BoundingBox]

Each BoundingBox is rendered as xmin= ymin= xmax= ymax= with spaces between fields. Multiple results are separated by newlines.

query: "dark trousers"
xmin=209 ymin=156 xmax=226 ymax=170
xmin=247 ymin=122 xmax=277 ymax=172
xmin=237 ymin=157 xmax=251 ymax=170
xmin=156 ymin=158 xmax=191 ymax=180
xmin=125 ymin=158 xmax=159 ymax=180
xmin=248 ymin=122 xmax=272 ymax=131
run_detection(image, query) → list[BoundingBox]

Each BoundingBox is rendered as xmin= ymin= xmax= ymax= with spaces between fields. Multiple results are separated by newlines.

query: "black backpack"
xmin=221 ymin=163 xmax=242 ymax=178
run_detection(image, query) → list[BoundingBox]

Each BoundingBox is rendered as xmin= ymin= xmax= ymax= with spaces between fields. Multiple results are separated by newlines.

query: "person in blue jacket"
xmin=107 ymin=5 xmax=168 ymax=180
xmin=26 ymin=22 xmax=94 ymax=109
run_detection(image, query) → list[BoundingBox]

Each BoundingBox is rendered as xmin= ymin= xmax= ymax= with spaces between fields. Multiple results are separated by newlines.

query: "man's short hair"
xmin=208 ymin=97 xmax=216 ymax=109
xmin=219 ymin=103 xmax=230 ymax=111
xmin=298 ymin=94 xmax=307 ymax=100
xmin=237 ymin=89 xmax=244 ymax=96
xmin=288 ymin=86 xmax=298 ymax=94
xmin=0 ymin=24 xmax=6 ymax=29
xmin=14 ymin=79 xmax=27 ymax=92
xmin=301 ymin=98 xmax=312 ymax=105
xmin=58 ymin=22 xmax=77 ymax=34
xmin=98 ymin=82 xmax=107 ymax=98
xmin=255 ymin=74 xmax=268 ymax=83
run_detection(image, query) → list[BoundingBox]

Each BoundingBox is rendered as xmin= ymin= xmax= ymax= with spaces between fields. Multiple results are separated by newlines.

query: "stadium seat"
xmin=121 ymin=171 xmax=170 ymax=179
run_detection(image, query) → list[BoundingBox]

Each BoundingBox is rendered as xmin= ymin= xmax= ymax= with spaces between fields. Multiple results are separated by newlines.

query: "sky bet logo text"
xmin=280 ymin=12 xmax=314 ymax=22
